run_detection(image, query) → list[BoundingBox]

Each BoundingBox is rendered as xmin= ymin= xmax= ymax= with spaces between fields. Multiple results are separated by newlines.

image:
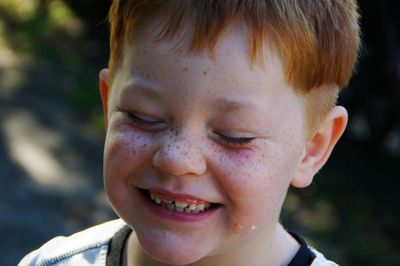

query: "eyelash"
xmin=118 ymin=107 xmax=163 ymax=129
xmin=117 ymin=107 xmax=255 ymax=146
xmin=216 ymin=133 xmax=255 ymax=146
xmin=127 ymin=112 xmax=159 ymax=127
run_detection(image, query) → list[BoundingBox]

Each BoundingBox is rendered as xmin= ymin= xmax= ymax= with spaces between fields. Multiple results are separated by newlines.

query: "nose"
xmin=152 ymin=134 xmax=207 ymax=177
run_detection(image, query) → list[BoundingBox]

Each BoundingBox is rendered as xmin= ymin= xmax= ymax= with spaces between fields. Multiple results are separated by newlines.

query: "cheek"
xmin=103 ymin=124 xmax=153 ymax=186
xmin=219 ymin=149 xmax=280 ymax=198
xmin=103 ymin=124 xmax=156 ymax=218
xmin=216 ymin=147 xmax=299 ymax=230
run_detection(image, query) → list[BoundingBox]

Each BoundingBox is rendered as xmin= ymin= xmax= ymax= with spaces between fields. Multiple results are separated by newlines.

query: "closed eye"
xmin=117 ymin=107 xmax=165 ymax=130
xmin=215 ymin=132 xmax=255 ymax=146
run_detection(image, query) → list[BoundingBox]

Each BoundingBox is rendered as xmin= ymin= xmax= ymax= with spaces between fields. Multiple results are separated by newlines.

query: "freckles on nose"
xmin=152 ymin=137 xmax=206 ymax=176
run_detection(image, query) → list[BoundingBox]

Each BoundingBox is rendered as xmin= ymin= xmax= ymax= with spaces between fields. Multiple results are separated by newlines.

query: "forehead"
xmin=115 ymin=24 xmax=287 ymax=97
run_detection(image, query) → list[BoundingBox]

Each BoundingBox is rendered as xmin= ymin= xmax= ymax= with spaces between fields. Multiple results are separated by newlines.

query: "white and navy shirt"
xmin=19 ymin=219 xmax=339 ymax=266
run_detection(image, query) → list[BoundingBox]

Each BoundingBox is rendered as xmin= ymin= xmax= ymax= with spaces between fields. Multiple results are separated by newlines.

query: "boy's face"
xmin=102 ymin=26 xmax=310 ymax=264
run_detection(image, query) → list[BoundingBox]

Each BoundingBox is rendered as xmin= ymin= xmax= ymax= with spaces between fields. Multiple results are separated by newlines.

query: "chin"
xmin=138 ymin=233 xmax=211 ymax=265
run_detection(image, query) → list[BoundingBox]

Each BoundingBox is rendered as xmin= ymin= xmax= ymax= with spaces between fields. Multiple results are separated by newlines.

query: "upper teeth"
xmin=150 ymin=192 xmax=210 ymax=213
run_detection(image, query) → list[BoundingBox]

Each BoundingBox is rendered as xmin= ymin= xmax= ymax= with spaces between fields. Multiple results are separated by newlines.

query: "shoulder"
xmin=18 ymin=219 xmax=126 ymax=266
xmin=310 ymin=247 xmax=339 ymax=266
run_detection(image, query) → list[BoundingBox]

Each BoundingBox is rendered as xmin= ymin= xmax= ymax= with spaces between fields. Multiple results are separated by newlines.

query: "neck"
xmin=125 ymin=224 xmax=300 ymax=266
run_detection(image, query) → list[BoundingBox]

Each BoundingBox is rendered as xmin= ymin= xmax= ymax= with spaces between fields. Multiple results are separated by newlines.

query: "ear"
xmin=99 ymin=68 xmax=110 ymax=129
xmin=291 ymin=106 xmax=348 ymax=188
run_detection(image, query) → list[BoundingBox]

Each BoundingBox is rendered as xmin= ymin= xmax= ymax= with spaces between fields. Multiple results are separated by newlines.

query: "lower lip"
xmin=138 ymin=189 xmax=221 ymax=223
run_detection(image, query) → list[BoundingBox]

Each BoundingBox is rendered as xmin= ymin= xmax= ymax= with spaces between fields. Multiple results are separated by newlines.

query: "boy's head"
xmin=99 ymin=1 xmax=360 ymax=265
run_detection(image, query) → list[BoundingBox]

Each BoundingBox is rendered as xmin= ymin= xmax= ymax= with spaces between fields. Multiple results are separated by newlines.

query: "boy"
xmin=19 ymin=0 xmax=360 ymax=265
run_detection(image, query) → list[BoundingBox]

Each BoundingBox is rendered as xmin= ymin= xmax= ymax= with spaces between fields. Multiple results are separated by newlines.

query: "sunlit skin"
xmin=99 ymin=24 xmax=348 ymax=266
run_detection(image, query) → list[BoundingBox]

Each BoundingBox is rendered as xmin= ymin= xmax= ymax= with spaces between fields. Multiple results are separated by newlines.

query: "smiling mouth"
xmin=140 ymin=189 xmax=220 ymax=214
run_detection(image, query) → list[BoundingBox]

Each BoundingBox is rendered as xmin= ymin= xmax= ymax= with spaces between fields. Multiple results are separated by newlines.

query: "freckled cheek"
xmin=104 ymin=128 xmax=155 ymax=178
xmin=220 ymin=151 xmax=272 ymax=194
xmin=217 ymin=152 xmax=289 ymax=228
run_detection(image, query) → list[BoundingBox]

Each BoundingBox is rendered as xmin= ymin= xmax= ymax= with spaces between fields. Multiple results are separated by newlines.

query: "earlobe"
xmin=291 ymin=106 xmax=348 ymax=188
xmin=99 ymin=68 xmax=110 ymax=129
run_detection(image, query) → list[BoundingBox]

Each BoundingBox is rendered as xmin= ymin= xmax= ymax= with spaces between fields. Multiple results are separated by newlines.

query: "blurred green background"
xmin=0 ymin=1 xmax=399 ymax=265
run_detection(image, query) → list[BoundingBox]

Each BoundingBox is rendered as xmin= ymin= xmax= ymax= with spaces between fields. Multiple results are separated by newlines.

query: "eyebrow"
xmin=121 ymin=75 xmax=164 ymax=99
xmin=213 ymin=97 xmax=263 ymax=113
